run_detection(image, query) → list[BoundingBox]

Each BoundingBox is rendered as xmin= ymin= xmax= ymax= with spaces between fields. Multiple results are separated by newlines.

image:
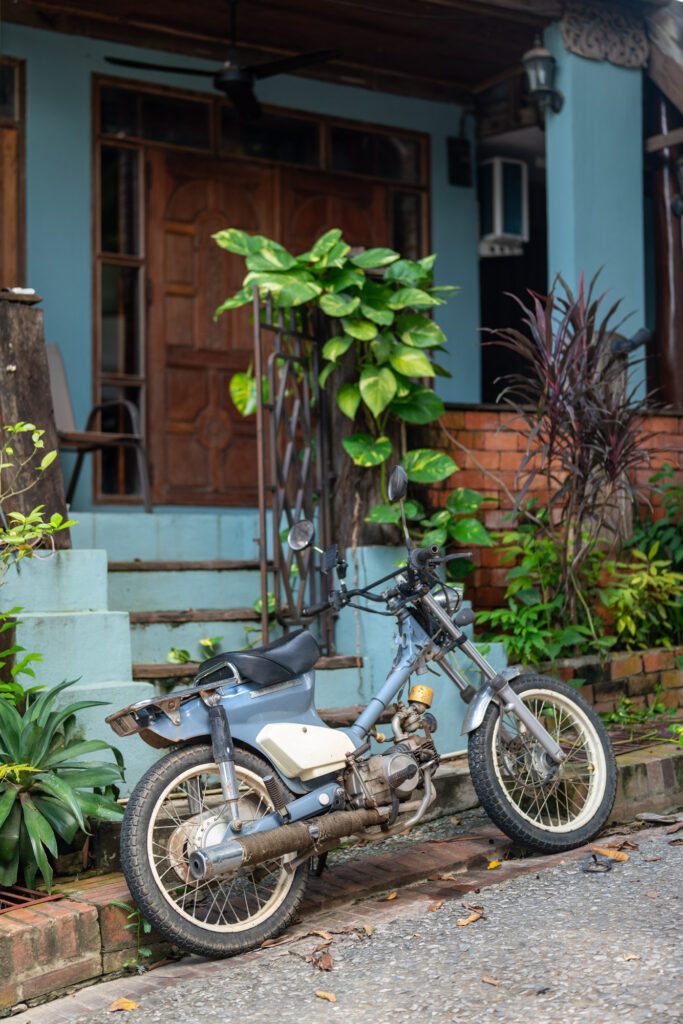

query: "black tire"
xmin=468 ymin=674 xmax=617 ymax=853
xmin=120 ymin=744 xmax=310 ymax=958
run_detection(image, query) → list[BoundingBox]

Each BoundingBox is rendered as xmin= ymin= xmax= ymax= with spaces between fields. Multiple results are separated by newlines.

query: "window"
xmin=100 ymin=84 xmax=211 ymax=150
xmin=330 ymin=125 xmax=421 ymax=184
xmin=0 ymin=59 xmax=25 ymax=288
xmin=220 ymin=108 xmax=320 ymax=166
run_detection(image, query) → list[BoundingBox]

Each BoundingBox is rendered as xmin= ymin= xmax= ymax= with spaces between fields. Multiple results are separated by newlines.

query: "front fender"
xmin=460 ymin=666 xmax=524 ymax=735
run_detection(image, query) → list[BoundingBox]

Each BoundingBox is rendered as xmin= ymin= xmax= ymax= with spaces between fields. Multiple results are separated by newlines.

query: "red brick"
xmin=661 ymin=669 xmax=683 ymax=690
xmin=642 ymin=649 xmax=675 ymax=673
xmin=0 ymin=979 xmax=19 ymax=1012
xmin=464 ymin=410 xmax=500 ymax=429
xmin=610 ymin=653 xmax=643 ymax=681
xmin=20 ymin=953 xmax=101 ymax=1000
xmin=482 ymin=430 xmax=518 ymax=452
xmin=627 ymin=672 xmax=662 ymax=698
xmin=442 ymin=410 xmax=465 ymax=429
xmin=655 ymin=687 xmax=683 ymax=710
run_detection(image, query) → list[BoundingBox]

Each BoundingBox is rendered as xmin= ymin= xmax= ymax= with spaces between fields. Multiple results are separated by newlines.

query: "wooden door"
xmin=280 ymin=169 xmax=389 ymax=253
xmin=146 ymin=151 xmax=276 ymax=506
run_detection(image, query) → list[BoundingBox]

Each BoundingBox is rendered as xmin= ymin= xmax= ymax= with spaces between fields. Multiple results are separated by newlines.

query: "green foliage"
xmin=600 ymin=686 xmax=675 ymax=742
xmin=109 ymin=900 xmax=154 ymax=973
xmin=167 ymin=636 xmax=223 ymax=665
xmin=599 ymin=544 xmax=683 ymax=650
xmin=0 ymin=680 xmax=124 ymax=890
xmin=669 ymin=723 xmax=683 ymax=748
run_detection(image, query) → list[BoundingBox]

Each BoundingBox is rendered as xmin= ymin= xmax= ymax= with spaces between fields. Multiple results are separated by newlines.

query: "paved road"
xmin=27 ymin=826 xmax=682 ymax=1024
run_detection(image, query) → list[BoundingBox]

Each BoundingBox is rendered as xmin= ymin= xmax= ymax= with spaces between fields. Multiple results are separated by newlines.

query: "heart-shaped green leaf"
xmin=246 ymin=242 xmax=298 ymax=272
xmin=448 ymin=517 xmax=493 ymax=546
xmin=390 ymin=387 xmax=444 ymax=424
xmin=370 ymin=334 xmax=392 ymax=365
xmin=446 ymin=488 xmax=484 ymax=515
xmin=422 ymin=528 xmax=448 ymax=547
xmin=322 ymin=335 xmax=354 ymax=363
xmin=385 ymin=259 xmax=430 ymax=288
xmin=359 ymin=366 xmax=397 ymax=418
xmin=402 ymin=448 xmax=457 ymax=483
xmin=351 ymin=248 xmax=400 ymax=268
xmin=337 ymin=383 xmax=361 ymax=420
xmin=342 ymin=434 xmax=392 ymax=466
xmin=387 ymin=288 xmax=442 ymax=310
xmin=388 ymin=345 xmax=435 ymax=378
xmin=342 ymin=318 xmax=379 ymax=341
xmin=365 ymin=503 xmax=402 ymax=525
xmin=212 ymin=229 xmax=268 ymax=255
xmin=396 ymin=314 xmax=446 ymax=348
xmin=319 ymin=292 xmax=361 ymax=318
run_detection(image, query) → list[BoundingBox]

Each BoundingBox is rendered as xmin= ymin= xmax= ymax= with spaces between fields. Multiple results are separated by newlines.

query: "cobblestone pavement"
xmin=12 ymin=823 xmax=682 ymax=1024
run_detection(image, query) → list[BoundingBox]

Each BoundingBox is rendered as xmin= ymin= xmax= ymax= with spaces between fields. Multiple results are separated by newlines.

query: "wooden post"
xmin=0 ymin=296 xmax=71 ymax=546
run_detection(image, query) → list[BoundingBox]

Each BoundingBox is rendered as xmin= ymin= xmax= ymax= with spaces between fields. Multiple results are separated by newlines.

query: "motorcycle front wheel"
xmin=468 ymin=674 xmax=617 ymax=853
xmin=120 ymin=744 xmax=310 ymax=958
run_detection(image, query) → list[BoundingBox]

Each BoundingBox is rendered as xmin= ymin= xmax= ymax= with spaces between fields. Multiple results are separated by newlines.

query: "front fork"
xmin=421 ymin=592 xmax=565 ymax=764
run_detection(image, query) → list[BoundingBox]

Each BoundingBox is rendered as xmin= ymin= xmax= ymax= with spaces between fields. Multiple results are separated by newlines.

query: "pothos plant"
xmin=214 ymin=227 xmax=493 ymax=567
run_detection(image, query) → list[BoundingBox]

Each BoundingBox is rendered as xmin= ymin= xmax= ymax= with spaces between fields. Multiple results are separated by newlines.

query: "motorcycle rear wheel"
xmin=120 ymin=743 xmax=310 ymax=958
xmin=468 ymin=675 xmax=617 ymax=853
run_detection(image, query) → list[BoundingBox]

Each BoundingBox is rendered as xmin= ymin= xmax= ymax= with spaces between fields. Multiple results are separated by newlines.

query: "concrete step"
xmin=1 ymin=550 xmax=108 ymax=613
xmin=129 ymin=616 xmax=263 ymax=663
xmin=109 ymin=568 xmax=262 ymax=613
xmin=14 ymin=611 xmax=133 ymax=685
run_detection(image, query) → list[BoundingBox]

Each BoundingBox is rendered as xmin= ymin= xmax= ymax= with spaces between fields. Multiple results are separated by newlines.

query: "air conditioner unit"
xmin=478 ymin=157 xmax=529 ymax=257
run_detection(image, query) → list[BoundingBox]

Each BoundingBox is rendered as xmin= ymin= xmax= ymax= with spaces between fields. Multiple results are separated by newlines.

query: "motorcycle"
xmin=107 ymin=466 xmax=616 ymax=958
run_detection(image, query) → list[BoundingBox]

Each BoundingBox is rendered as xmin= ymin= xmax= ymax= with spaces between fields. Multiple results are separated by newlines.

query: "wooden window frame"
xmin=0 ymin=57 xmax=26 ymax=288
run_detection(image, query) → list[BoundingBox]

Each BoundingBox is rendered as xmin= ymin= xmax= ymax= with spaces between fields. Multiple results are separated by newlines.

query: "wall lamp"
xmin=522 ymin=38 xmax=564 ymax=116
xmin=671 ymin=156 xmax=683 ymax=217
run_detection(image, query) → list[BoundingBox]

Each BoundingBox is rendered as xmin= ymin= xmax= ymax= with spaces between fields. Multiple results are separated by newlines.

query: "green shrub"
xmin=599 ymin=544 xmax=683 ymax=650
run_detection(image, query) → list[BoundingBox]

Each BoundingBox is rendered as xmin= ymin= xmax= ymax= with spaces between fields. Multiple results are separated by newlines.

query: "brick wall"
xmin=430 ymin=406 xmax=683 ymax=610
xmin=546 ymin=646 xmax=683 ymax=717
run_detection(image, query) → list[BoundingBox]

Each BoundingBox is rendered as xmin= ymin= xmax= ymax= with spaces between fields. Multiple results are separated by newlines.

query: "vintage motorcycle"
xmin=107 ymin=466 xmax=616 ymax=958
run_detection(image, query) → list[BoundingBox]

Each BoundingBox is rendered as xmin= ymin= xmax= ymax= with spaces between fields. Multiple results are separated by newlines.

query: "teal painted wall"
xmin=3 ymin=24 xmax=481 ymax=512
xmin=545 ymin=24 xmax=647 ymax=392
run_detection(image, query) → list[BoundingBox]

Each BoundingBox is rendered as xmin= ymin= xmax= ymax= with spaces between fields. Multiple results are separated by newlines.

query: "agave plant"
xmin=0 ymin=679 xmax=124 ymax=890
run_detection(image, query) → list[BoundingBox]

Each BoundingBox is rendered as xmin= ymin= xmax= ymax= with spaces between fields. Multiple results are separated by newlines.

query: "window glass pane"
xmin=0 ymin=64 xmax=17 ymax=122
xmin=220 ymin=107 xmax=319 ymax=166
xmin=502 ymin=161 xmax=523 ymax=236
xmin=101 ymin=146 xmax=140 ymax=255
xmin=478 ymin=163 xmax=494 ymax=236
xmin=140 ymin=93 xmax=210 ymax=149
xmin=100 ymin=384 xmax=143 ymax=496
xmin=330 ymin=126 xmax=421 ymax=184
xmin=101 ymin=264 xmax=141 ymax=376
xmin=392 ymin=192 xmax=422 ymax=260
xmin=101 ymin=85 xmax=139 ymax=137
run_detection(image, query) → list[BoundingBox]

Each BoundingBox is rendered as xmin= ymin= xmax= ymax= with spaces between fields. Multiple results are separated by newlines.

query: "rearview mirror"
xmin=287 ymin=519 xmax=315 ymax=552
xmin=387 ymin=465 xmax=408 ymax=503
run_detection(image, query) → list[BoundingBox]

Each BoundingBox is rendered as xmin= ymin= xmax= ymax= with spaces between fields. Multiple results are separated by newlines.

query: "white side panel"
xmin=256 ymin=723 xmax=354 ymax=781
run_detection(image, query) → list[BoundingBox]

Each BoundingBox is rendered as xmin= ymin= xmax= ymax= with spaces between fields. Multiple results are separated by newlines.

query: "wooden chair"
xmin=46 ymin=344 xmax=152 ymax=512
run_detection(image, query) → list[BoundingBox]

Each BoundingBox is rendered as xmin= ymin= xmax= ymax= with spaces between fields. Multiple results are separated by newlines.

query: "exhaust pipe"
xmin=189 ymin=806 xmax=388 ymax=881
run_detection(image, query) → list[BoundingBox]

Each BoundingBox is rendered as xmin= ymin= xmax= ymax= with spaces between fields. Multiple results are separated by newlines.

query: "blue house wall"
xmin=4 ymin=23 xmax=481 ymax=513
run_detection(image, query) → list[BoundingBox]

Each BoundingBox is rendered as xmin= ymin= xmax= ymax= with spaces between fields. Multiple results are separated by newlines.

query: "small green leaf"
xmin=385 ymin=259 xmax=429 ymax=288
xmin=402 ymin=448 xmax=457 ymax=483
xmin=342 ymin=318 xmax=378 ymax=341
xmin=212 ymin=229 xmax=267 ymax=255
xmin=390 ymin=387 xmax=444 ymax=425
xmin=214 ymin=285 xmax=254 ymax=318
xmin=387 ymin=288 xmax=442 ymax=310
xmin=319 ymin=292 xmax=361 ymax=318
xmin=351 ymin=248 xmax=400 ymax=268
xmin=246 ymin=242 xmax=298 ymax=272
xmin=321 ymin=266 xmax=364 ymax=293
xmin=318 ymin=362 xmax=337 ymax=388
xmin=404 ymin=499 xmax=425 ymax=521
xmin=308 ymin=228 xmax=343 ymax=259
xmin=229 ymin=370 xmax=257 ymax=417
xmin=448 ymin=517 xmax=493 ymax=546
xmin=342 ymin=434 xmax=392 ymax=467
xmin=422 ymin=528 xmax=447 ymax=547
xmin=322 ymin=335 xmax=354 ymax=363
xmin=396 ymin=314 xmax=446 ymax=348
xmin=388 ymin=345 xmax=435 ymax=378
xmin=360 ymin=303 xmax=394 ymax=326
xmin=39 ymin=451 xmax=57 ymax=472
xmin=359 ymin=365 xmax=397 ymax=419
xmin=337 ymin=384 xmax=361 ymax=420
xmin=370 ymin=334 xmax=392 ymax=365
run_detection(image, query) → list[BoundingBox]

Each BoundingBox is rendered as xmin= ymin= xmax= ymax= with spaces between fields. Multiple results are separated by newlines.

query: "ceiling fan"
xmin=105 ymin=0 xmax=339 ymax=121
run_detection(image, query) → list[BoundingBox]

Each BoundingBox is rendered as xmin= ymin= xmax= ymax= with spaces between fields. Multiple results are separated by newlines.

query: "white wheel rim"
xmin=492 ymin=689 xmax=607 ymax=833
xmin=147 ymin=762 xmax=295 ymax=933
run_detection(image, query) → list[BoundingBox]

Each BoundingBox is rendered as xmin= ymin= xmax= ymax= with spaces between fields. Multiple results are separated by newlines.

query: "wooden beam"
xmin=646 ymin=126 xmax=683 ymax=153
xmin=414 ymin=0 xmax=559 ymax=21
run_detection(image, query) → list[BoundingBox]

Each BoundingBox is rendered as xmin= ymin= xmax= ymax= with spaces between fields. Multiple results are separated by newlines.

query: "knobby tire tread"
xmin=120 ymin=743 xmax=310 ymax=958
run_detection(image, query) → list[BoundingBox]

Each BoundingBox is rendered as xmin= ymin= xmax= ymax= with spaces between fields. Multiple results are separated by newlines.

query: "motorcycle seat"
xmin=195 ymin=628 xmax=321 ymax=688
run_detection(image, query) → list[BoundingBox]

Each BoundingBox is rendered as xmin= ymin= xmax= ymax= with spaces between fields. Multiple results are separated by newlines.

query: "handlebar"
xmin=409 ymin=544 xmax=440 ymax=569
xmin=301 ymin=599 xmax=331 ymax=617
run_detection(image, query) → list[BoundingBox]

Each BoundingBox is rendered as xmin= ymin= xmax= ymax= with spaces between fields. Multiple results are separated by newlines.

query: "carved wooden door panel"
xmin=146 ymin=151 xmax=276 ymax=506
xmin=280 ymin=169 xmax=390 ymax=253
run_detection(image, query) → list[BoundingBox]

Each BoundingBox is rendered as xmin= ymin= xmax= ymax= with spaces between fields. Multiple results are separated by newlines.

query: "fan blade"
xmin=105 ymin=56 xmax=215 ymax=78
xmin=224 ymin=79 xmax=262 ymax=121
xmin=248 ymin=49 xmax=340 ymax=80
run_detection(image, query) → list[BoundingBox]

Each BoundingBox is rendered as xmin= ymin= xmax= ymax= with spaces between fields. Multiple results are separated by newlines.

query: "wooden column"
xmin=650 ymin=93 xmax=683 ymax=409
xmin=0 ymin=296 xmax=71 ymax=546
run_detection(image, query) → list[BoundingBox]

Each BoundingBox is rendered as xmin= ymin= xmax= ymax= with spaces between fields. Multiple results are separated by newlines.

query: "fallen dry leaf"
xmin=428 ymin=900 xmax=444 ymax=913
xmin=667 ymin=821 xmax=683 ymax=835
xmin=437 ymin=872 xmax=459 ymax=882
xmin=383 ymin=890 xmax=398 ymax=901
xmin=641 ymin=856 xmax=662 ymax=862
xmin=487 ymin=860 xmax=502 ymax=870
xmin=312 ymin=930 xmax=333 ymax=941
xmin=604 ymin=839 xmax=639 ymax=852
xmin=669 ymin=838 xmax=683 ymax=847
xmin=591 ymin=845 xmax=629 ymax=862
xmin=645 ymin=891 xmax=660 ymax=899
xmin=457 ymin=912 xmax=483 ymax=927
xmin=313 ymin=951 xmax=334 ymax=972
xmin=315 ymin=991 xmax=337 ymax=1004
xmin=260 ymin=933 xmax=293 ymax=948
xmin=462 ymin=901 xmax=485 ymax=914
xmin=362 ymin=924 xmax=374 ymax=938
xmin=108 ymin=998 xmax=140 ymax=1013
xmin=481 ymin=974 xmax=500 ymax=987
xmin=622 ymin=954 xmax=641 ymax=962
xmin=450 ymin=817 xmax=462 ymax=826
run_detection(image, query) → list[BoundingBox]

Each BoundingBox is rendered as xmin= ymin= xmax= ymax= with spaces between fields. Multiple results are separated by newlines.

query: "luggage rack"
xmin=0 ymin=885 xmax=63 ymax=915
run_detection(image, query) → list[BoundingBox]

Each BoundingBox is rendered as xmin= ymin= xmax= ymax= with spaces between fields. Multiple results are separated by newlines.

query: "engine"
xmin=344 ymin=684 xmax=439 ymax=810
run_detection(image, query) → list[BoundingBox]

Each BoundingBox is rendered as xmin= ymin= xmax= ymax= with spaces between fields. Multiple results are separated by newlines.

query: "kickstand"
xmin=315 ymin=852 xmax=328 ymax=877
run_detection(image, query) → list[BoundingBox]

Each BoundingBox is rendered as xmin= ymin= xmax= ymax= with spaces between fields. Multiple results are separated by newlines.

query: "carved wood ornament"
xmin=560 ymin=3 xmax=649 ymax=69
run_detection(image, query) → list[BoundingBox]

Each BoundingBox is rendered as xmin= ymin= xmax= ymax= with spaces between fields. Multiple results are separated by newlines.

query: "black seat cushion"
xmin=196 ymin=629 xmax=321 ymax=687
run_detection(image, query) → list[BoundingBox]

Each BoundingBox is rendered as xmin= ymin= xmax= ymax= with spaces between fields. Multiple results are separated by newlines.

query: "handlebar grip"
xmin=302 ymin=600 xmax=331 ymax=617
xmin=410 ymin=544 xmax=440 ymax=569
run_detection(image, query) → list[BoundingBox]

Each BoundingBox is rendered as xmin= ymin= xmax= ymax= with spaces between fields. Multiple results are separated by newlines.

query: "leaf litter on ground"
xmin=315 ymin=991 xmax=337 ymax=1003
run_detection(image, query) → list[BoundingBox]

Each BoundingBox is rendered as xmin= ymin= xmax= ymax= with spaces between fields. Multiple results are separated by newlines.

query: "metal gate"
xmin=253 ymin=295 xmax=335 ymax=651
